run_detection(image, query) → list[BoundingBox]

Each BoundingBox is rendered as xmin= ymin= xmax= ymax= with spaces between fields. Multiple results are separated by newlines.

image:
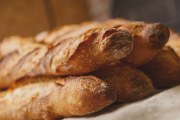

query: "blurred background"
xmin=0 ymin=0 xmax=179 ymax=40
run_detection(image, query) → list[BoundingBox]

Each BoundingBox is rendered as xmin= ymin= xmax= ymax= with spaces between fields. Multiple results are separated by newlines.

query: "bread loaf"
xmin=94 ymin=65 xmax=154 ymax=102
xmin=140 ymin=46 xmax=180 ymax=88
xmin=33 ymin=19 xmax=170 ymax=66
xmin=101 ymin=19 xmax=170 ymax=66
xmin=0 ymin=76 xmax=116 ymax=120
xmin=0 ymin=28 xmax=133 ymax=89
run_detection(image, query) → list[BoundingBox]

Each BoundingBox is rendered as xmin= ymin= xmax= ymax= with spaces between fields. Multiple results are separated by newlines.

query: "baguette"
xmin=0 ymin=28 xmax=133 ymax=89
xmin=101 ymin=19 xmax=170 ymax=66
xmin=36 ymin=19 xmax=170 ymax=66
xmin=94 ymin=65 xmax=154 ymax=102
xmin=0 ymin=76 xmax=116 ymax=120
xmin=140 ymin=46 xmax=180 ymax=89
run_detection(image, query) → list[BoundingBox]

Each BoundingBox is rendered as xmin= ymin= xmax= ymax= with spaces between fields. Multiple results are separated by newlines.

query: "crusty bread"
xmin=36 ymin=19 xmax=170 ymax=67
xmin=0 ymin=19 xmax=172 ymax=120
xmin=100 ymin=19 xmax=170 ymax=66
xmin=0 ymin=28 xmax=133 ymax=89
xmin=94 ymin=65 xmax=154 ymax=102
xmin=140 ymin=46 xmax=180 ymax=89
xmin=0 ymin=76 xmax=116 ymax=120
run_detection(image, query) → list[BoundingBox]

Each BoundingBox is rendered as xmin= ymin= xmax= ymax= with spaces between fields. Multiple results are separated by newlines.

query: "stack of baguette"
xmin=0 ymin=19 xmax=179 ymax=120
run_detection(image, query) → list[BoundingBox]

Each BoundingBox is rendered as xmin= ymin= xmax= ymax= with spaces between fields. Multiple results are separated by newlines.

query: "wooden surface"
xmin=51 ymin=0 xmax=90 ymax=26
xmin=0 ymin=0 xmax=90 ymax=40
xmin=0 ymin=0 xmax=49 ymax=39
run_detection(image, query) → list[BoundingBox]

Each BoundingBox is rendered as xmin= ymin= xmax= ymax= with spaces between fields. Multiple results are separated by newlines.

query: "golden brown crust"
xmin=35 ymin=19 xmax=170 ymax=67
xmin=93 ymin=65 xmax=154 ymax=102
xmin=31 ymin=19 xmax=170 ymax=67
xmin=100 ymin=19 xmax=170 ymax=66
xmin=0 ymin=28 xmax=133 ymax=89
xmin=0 ymin=76 xmax=116 ymax=120
xmin=140 ymin=46 xmax=180 ymax=89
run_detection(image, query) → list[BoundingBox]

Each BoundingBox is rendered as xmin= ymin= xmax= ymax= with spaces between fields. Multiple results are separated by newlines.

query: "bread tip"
xmin=147 ymin=23 xmax=170 ymax=49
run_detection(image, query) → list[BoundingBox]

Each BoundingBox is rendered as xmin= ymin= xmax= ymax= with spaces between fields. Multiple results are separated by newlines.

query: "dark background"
xmin=112 ymin=0 xmax=180 ymax=31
